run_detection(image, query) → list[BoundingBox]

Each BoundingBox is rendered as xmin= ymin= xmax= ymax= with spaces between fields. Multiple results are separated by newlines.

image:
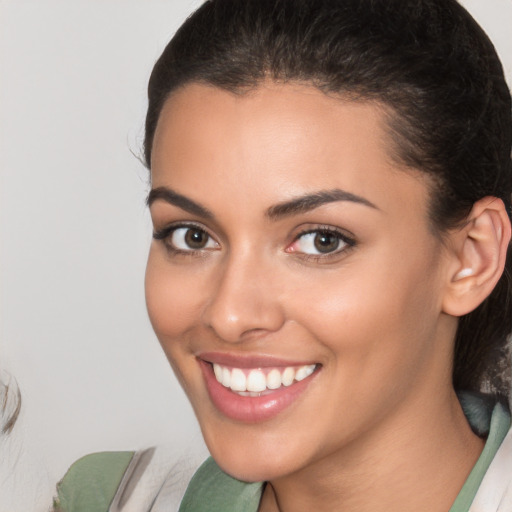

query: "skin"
xmin=145 ymin=83 xmax=484 ymax=511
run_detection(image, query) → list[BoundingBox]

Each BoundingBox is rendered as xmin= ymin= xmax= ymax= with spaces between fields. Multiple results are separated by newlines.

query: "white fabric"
xmin=470 ymin=427 xmax=512 ymax=511
xmin=109 ymin=437 xmax=208 ymax=512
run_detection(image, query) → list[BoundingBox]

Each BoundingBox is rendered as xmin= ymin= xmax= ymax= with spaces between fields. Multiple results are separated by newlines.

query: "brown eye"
xmin=169 ymin=226 xmax=218 ymax=251
xmin=184 ymin=228 xmax=209 ymax=249
xmin=313 ymin=231 xmax=340 ymax=253
xmin=289 ymin=229 xmax=353 ymax=256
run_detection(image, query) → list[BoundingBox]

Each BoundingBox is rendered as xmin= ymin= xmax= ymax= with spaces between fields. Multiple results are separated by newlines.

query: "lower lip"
xmin=199 ymin=360 xmax=318 ymax=423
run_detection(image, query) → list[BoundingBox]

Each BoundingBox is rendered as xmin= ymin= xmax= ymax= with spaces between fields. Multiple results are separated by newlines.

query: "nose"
xmin=201 ymin=252 xmax=286 ymax=343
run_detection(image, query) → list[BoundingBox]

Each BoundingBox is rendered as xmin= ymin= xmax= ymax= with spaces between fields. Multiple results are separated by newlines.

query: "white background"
xmin=1 ymin=1 xmax=511 ymax=510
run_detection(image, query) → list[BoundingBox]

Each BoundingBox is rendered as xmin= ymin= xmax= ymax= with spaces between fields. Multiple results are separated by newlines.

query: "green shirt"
xmin=178 ymin=400 xmax=510 ymax=511
xmin=53 ymin=394 xmax=511 ymax=512
xmin=450 ymin=398 xmax=510 ymax=511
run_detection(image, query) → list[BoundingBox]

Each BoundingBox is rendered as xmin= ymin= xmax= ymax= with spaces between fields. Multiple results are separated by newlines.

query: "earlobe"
xmin=442 ymin=197 xmax=511 ymax=317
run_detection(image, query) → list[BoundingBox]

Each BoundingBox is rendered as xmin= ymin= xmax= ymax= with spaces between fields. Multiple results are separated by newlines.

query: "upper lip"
xmin=197 ymin=351 xmax=318 ymax=368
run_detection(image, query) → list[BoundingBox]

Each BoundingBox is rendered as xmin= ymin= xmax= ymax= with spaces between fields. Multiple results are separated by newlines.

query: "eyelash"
xmin=153 ymin=222 xmax=218 ymax=257
xmin=153 ymin=223 xmax=356 ymax=261
xmin=287 ymin=226 xmax=356 ymax=262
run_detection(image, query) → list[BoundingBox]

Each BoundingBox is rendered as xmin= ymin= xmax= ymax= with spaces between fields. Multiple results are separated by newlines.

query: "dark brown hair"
xmin=144 ymin=0 xmax=512 ymax=396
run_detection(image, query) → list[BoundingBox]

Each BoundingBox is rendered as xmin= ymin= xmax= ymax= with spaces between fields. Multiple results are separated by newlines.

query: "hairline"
xmin=148 ymin=77 xmax=452 ymax=237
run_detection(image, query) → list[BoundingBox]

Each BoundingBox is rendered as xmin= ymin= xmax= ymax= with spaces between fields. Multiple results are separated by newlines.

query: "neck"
xmin=259 ymin=387 xmax=484 ymax=512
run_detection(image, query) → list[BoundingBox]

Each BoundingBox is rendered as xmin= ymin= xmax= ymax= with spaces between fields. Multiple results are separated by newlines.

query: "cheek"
xmin=284 ymin=249 xmax=443 ymax=370
xmin=145 ymin=249 xmax=210 ymax=395
xmin=145 ymin=248 xmax=202 ymax=342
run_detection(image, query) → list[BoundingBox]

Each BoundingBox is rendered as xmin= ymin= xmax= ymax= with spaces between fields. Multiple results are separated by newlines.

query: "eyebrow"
xmin=147 ymin=186 xmax=377 ymax=221
xmin=266 ymin=189 xmax=377 ymax=219
xmin=147 ymin=186 xmax=214 ymax=219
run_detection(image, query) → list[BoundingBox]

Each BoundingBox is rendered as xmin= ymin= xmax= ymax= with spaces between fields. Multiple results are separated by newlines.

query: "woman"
xmin=53 ymin=0 xmax=512 ymax=510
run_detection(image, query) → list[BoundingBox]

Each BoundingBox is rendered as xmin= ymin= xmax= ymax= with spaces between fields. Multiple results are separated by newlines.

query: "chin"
xmin=200 ymin=419 xmax=311 ymax=483
xmin=210 ymin=449 xmax=292 ymax=483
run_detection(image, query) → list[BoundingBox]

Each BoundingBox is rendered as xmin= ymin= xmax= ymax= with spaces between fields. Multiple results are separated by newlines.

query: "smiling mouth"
xmin=212 ymin=363 xmax=317 ymax=396
xmin=198 ymin=355 xmax=321 ymax=422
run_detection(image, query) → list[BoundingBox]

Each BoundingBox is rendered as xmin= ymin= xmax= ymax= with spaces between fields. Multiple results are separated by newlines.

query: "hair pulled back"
xmin=145 ymin=0 xmax=512 ymax=397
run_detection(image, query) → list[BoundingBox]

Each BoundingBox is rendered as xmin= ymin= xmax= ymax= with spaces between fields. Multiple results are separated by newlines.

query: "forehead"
xmin=150 ymin=82 xmax=430 ymax=216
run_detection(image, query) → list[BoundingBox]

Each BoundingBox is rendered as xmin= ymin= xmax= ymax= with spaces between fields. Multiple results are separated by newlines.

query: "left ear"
xmin=442 ymin=196 xmax=511 ymax=317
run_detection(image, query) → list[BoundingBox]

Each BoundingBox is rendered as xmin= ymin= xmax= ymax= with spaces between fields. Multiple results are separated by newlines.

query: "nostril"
xmin=200 ymin=262 xmax=286 ymax=342
xmin=202 ymin=300 xmax=286 ymax=343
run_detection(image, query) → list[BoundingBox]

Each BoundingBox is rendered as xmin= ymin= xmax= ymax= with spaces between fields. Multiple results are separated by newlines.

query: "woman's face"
xmin=146 ymin=83 xmax=457 ymax=482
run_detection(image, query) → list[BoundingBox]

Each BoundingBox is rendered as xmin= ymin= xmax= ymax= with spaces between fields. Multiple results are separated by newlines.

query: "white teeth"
xmin=267 ymin=369 xmax=282 ymax=390
xmin=221 ymin=367 xmax=231 ymax=388
xmin=212 ymin=363 xmax=317 ymax=394
xmin=247 ymin=370 xmax=267 ymax=392
xmin=213 ymin=364 xmax=223 ymax=382
xmin=295 ymin=364 xmax=315 ymax=381
xmin=230 ymin=368 xmax=247 ymax=392
xmin=282 ymin=367 xmax=295 ymax=386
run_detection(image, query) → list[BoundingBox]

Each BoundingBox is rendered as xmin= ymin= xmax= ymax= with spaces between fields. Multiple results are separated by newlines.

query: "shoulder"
xmin=53 ymin=451 xmax=136 ymax=512
xmin=470 ymin=423 xmax=512 ymax=511
xmin=178 ymin=457 xmax=263 ymax=512
xmin=52 ymin=443 xmax=209 ymax=512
